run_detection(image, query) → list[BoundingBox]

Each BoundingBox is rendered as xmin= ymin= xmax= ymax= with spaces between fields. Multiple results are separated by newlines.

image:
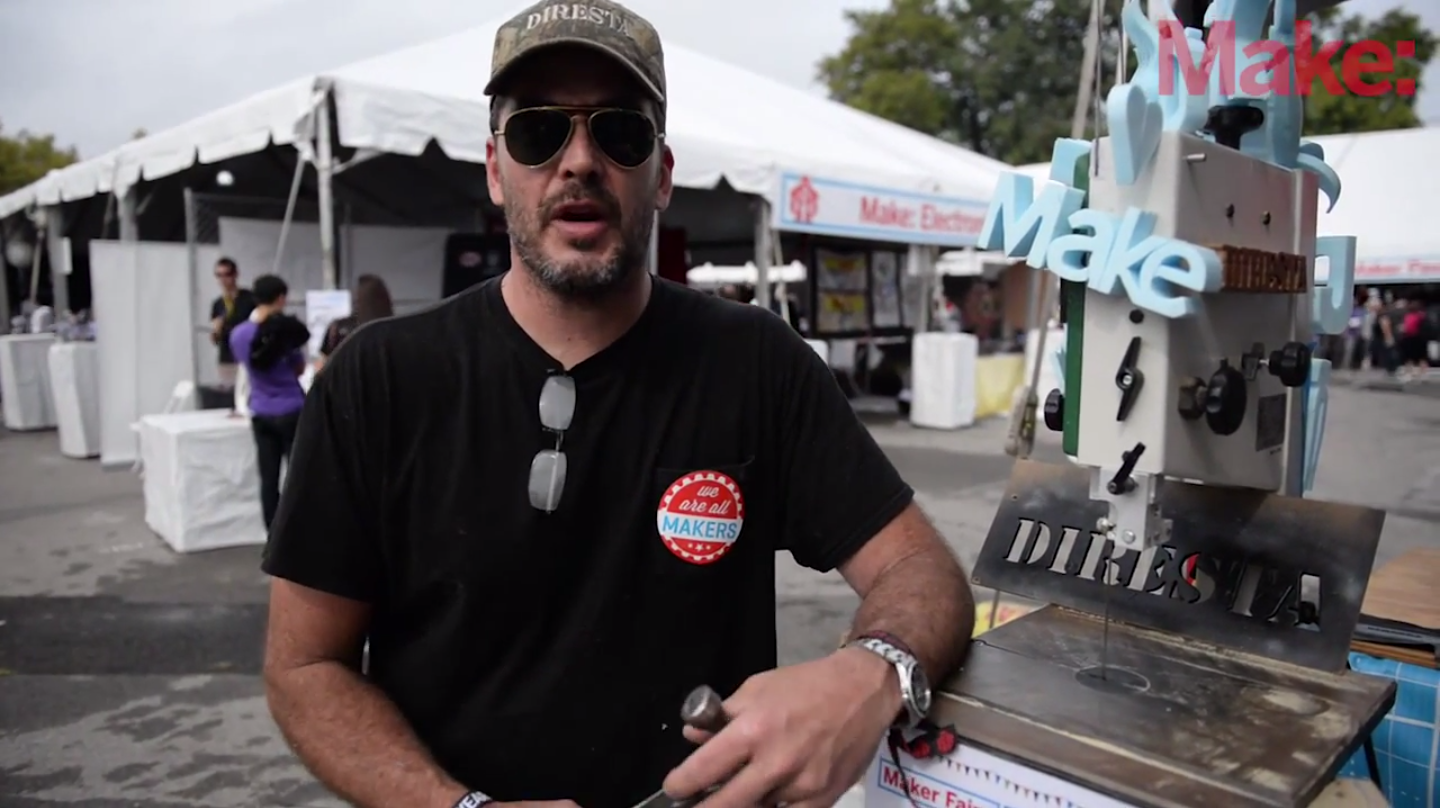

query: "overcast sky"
xmin=0 ymin=0 xmax=1434 ymax=161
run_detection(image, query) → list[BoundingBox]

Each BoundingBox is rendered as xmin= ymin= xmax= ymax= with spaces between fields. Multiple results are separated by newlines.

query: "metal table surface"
xmin=931 ymin=606 xmax=1395 ymax=808
xmin=932 ymin=458 xmax=1397 ymax=808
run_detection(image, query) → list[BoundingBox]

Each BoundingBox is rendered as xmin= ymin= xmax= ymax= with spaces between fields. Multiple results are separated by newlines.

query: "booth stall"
xmin=0 ymin=9 xmax=1015 ymax=552
xmin=930 ymin=250 xmax=1042 ymax=420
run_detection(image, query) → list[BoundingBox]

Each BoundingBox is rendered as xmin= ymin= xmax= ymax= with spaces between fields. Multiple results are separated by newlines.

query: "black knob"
xmin=1177 ymin=378 xmax=1206 ymax=420
xmin=1043 ymin=389 xmax=1065 ymax=432
xmin=1203 ymin=103 xmax=1265 ymax=150
xmin=1204 ymin=361 xmax=1247 ymax=436
xmin=1268 ymin=342 xmax=1312 ymax=388
xmin=1106 ymin=443 xmax=1147 ymax=495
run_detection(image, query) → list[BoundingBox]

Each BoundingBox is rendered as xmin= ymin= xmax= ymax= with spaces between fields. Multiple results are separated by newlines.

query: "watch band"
xmin=852 ymin=630 xmax=917 ymax=658
xmin=454 ymin=792 xmax=493 ymax=808
xmin=853 ymin=636 xmax=917 ymax=675
xmin=845 ymin=632 xmax=931 ymax=729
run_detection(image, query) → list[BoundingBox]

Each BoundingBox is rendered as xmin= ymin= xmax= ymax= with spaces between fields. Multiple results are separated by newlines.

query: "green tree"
xmin=818 ymin=0 xmax=1436 ymax=163
xmin=0 ymin=123 xmax=78 ymax=196
xmin=819 ymin=0 xmax=1126 ymax=165
xmin=1300 ymin=8 xmax=1436 ymax=135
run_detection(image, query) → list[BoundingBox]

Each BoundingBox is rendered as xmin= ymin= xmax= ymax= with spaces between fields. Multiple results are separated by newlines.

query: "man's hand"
xmin=663 ymin=647 xmax=899 ymax=808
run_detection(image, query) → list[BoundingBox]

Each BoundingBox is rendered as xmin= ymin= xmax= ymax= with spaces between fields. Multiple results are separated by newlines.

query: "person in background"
xmin=317 ymin=274 xmax=395 ymax=370
xmin=1343 ymin=293 xmax=1367 ymax=371
xmin=1398 ymin=298 xmax=1432 ymax=380
xmin=230 ymin=275 xmax=308 ymax=529
xmin=1368 ymin=293 xmax=1397 ymax=375
xmin=210 ymin=257 xmax=257 ymax=387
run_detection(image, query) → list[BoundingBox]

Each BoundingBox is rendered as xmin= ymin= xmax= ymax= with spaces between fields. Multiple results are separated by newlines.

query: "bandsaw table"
xmin=865 ymin=460 xmax=1393 ymax=808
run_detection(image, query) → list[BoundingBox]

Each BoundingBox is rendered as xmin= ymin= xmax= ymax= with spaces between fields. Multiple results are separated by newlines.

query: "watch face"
xmin=911 ymin=666 xmax=933 ymax=713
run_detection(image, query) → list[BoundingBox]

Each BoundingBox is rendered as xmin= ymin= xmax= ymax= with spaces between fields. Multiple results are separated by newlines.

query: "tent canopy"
xmin=0 ymin=15 xmax=1009 ymax=220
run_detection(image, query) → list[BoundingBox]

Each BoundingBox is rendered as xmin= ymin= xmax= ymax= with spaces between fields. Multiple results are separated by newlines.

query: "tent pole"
xmin=753 ymin=198 xmax=772 ymax=310
xmin=316 ymin=81 xmax=338 ymax=290
xmin=184 ymin=188 xmax=202 ymax=386
xmin=118 ymin=188 xmax=139 ymax=242
xmin=272 ymin=155 xmax=307 ymax=277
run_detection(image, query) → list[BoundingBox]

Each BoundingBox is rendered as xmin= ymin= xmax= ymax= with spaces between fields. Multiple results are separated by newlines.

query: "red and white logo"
xmin=789 ymin=176 xmax=818 ymax=224
xmin=656 ymin=471 xmax=745 ymax=565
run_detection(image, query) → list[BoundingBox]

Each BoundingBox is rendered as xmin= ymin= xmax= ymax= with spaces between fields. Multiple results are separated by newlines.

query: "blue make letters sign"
xmin=977 ymin=172 xmax=1222 ymax=319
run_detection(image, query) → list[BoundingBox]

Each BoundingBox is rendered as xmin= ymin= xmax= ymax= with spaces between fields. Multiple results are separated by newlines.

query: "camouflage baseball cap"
xmin=485 ymin=0 xmax=666 ymax=109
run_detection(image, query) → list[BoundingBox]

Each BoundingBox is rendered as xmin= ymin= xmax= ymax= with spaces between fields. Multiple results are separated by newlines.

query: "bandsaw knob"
xmin=1203 ymin=103 xmax=1265 ymax=150
xmin=1043 ymin=389 xmax=1064 ymax=432
xmin=1268 ymin=342 xmax=1312 ymax=388
xmin=1204 ymin=361 xmax=1247 ymax=436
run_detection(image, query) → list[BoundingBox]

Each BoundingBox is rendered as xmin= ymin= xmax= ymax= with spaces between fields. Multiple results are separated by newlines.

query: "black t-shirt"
xmin=261 ymin=276 xmax=913 ymax=807
xmin=211 ymin=289 xmax=257 ymax=364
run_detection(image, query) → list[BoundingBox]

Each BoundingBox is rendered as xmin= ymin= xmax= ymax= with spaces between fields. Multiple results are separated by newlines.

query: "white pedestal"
xmin=137 ymin=410 xmax=267 ymax=553
xmin=48 ymin=342 xmax=101 ymax=458
xmin=908 ymin=332 xmax=978 ymax=430
xmin=0 ymin=333 xmax=58 ymax=430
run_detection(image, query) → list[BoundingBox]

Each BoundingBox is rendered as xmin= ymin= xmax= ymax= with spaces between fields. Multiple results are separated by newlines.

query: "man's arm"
xmin=210 ymin=298 xmax=226 ymax=343
xmin=838 ymin=503 xmax=975 ymax=686
xmin=765 ymin=316 xmax=974 ymax=683
xmin=261 ymin=348 xmax=469 ymax=808
xmin=264 ymin=582 xmax=470 ymax=808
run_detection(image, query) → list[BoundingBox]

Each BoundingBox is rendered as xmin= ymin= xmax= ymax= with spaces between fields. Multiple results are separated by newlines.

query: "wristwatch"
xmin=454 ymin=792 xmax=493 ymax=808
xmin=846 ymin=632 xmax=932 ymax=729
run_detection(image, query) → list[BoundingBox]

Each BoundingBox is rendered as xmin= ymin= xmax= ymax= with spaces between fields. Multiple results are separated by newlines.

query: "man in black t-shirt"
xmin=209 ymin=256 xmax=257 ymax=386
xmin=259 ymin=3 xmax=975 ymax=808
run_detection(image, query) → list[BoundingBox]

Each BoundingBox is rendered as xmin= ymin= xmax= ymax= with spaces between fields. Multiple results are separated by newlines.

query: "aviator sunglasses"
xmin=497 ymin=106 xmax=660 ymax=169
xmin=529 ymin=371 xmax=575 ymax=513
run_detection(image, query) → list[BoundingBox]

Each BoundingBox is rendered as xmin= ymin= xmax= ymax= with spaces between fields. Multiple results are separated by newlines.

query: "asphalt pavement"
xmin=1 ymin=383 xmax=1437 ymax=807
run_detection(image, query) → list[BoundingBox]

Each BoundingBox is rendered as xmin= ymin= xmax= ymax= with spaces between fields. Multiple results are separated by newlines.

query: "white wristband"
xmin=455 ymin=792 xmax=493 ymax=808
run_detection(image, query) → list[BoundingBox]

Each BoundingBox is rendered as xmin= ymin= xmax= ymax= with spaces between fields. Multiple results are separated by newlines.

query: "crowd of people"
xmin=1320 ymin=288 xmax=1438 ymax=381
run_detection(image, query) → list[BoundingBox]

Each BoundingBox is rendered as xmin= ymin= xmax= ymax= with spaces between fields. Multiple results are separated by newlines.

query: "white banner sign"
xmin=774 ymin=174 xmax=989 ymax=247
xmin=865 ymin=742 xmax=1139 ymax=808
xmin=1353 ymin=254 xmax=1440 ymax=284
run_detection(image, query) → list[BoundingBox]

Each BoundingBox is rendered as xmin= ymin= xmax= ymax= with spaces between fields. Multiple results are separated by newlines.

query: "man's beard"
xmin=507 ymin=179 xmax=653 ymax=302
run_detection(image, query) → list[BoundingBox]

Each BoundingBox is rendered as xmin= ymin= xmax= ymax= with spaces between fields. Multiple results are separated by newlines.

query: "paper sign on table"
xmin=304 ymin=289 xmax=352 ymax=358
xmin=864 ymin=741 xmax=1139 ymax=808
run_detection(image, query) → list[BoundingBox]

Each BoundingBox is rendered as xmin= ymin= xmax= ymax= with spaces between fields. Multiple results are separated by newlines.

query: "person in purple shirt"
xmin=230 ymin=274 xmax=307 ymax=529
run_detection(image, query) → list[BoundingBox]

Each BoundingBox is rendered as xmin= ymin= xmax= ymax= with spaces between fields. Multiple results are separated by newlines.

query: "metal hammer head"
xmin=679 ymin=685 xmax=728 ymax=733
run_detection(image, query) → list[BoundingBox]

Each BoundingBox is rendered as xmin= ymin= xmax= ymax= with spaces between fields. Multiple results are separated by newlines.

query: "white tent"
xmin=0 ymin=16 xmax=1008 ymax=223
xmin=1013 ymin=127 xmax=1439 ymax=285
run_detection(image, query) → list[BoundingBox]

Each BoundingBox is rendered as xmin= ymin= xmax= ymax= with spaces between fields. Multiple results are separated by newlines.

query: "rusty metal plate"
xmin=972 ymin=460 xmax=1385 ymax=672
xmin=1214 ymin=245 xmax=1309 ymax=293
xmin=932 ymin=606 xmax=1396 ymax=808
